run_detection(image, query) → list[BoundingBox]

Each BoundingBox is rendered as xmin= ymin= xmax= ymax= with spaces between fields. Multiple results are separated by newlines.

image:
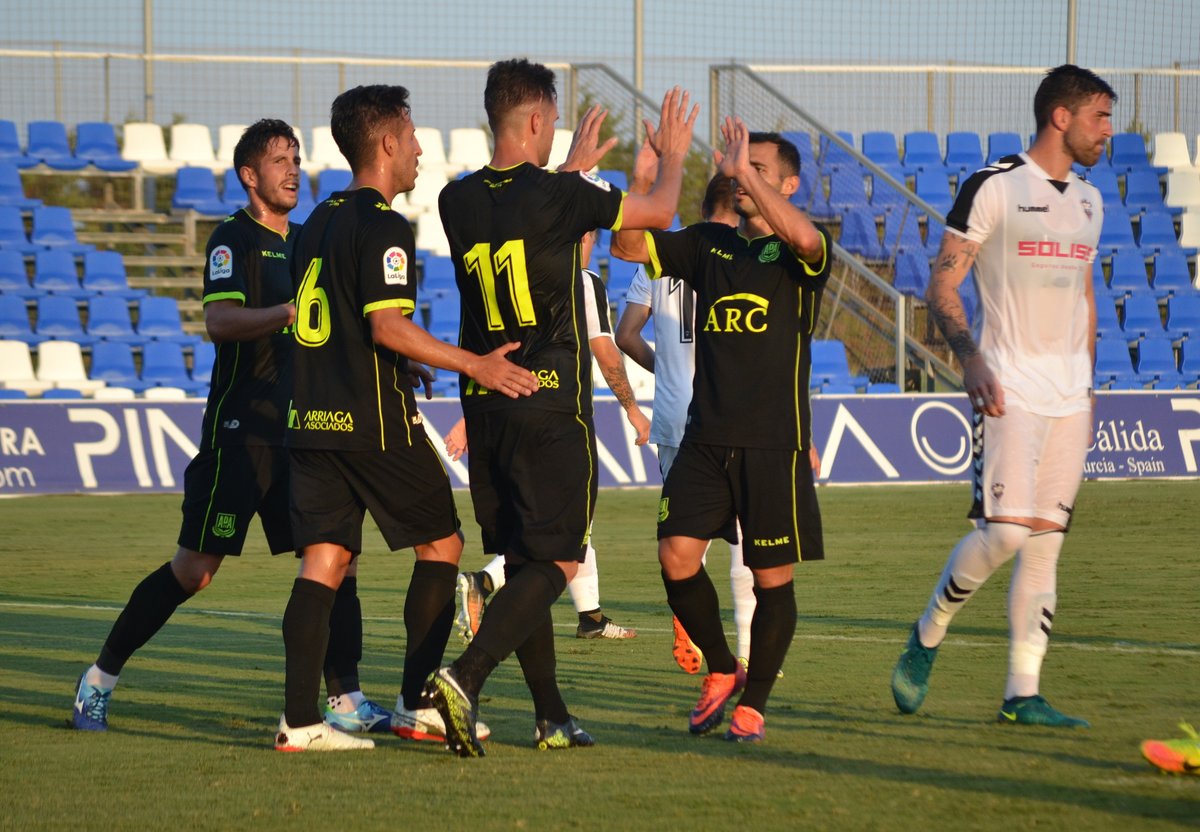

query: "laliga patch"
xmin=383 ymin=246 xmax=408 ymax=286
xmin=209 ymin=245 xmax=233 ymax=280
xmin=579 ymin=171 xmax=612 ymax=192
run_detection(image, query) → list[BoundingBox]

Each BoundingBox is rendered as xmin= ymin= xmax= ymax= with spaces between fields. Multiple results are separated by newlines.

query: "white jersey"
xmin=947 ymin=152 xmax=1101 ymax=417
xmin=581 ymin=268 xmax=612 ymax=344
xmin=624 ymin=265 xmax=696 ymax=447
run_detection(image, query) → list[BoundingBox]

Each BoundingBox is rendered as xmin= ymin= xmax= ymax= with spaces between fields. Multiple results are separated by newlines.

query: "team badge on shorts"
xmin=212 ymin=512 xmax=237 ymax=538
xmin=383 ymin=246 xmax=408 ymax=286
xmin=657 ymin=497 xmax=670 ymax=523
xmin=758 ymin=241 xmax=781 ymax=263
xmin=991 ymin=482 xmax=1005 ymax=501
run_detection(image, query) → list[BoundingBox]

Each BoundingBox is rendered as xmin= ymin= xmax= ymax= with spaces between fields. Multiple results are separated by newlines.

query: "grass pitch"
xmin=0 ymin=482 xmax=1196 ymax=830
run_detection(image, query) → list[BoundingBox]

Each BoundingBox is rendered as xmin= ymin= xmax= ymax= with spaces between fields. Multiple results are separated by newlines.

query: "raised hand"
xmin=630 ymin=137 xmax=658 ymax=190
xmin=714 ymin=116 xmax=751 ymax=180
xmin=644 ymin=86 xmax=698 ymax=160
xmin=558 ymin=104 xmax=619 ymax=173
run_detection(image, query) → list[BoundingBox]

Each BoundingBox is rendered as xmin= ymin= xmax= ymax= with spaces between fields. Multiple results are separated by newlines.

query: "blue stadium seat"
xmin=862 ymin=131 xmax=904 ymax=172
xmin=316 ymin=168 xmax=352 ymax=202
xmin=190 ymin=340 xmax=215 ymax=385
xmin=1093 ymin=337 xmax=1136 ymax=387
xmin=41 ymin=387 xmax=86 ymax=399
xmin=902 ymin=131 xmax=946 ymax=175
xmin=0 ymin=161 xmax=43 ymax=209
xmin=1165 ymin=294 xmax=1200 ymax=342
xmin=1123 ymin=170 xmax=1176 ymax=217
xmin=35 ymin=294 xmax=94 ymax=345
xmin=0 ymin=388 xmax=29 ymax=399
xmin=0 ymin=120 xmax=37 ymax=169
xmin=819 ymin=131 xmax=857 ymax=171
xmin=838 ymin=209 xmax=885 ymax=262
xmin=892 ymin=251 xmax=929 ymax=298
xmin=0 ymin=205 xmax=38 ymax=255
xmin=867 ymin=381 xmax=902 ymax=394
xmin=1136 ymin=338 xmax=1183 ymax=387
xmin=944 ymin=131 xmax=984 ymax=177
xmin=172 ymin=167 xmax=228 ymax=216
xmin=428 ymin=296 xmax=461 ymax=343
xmin=136 ymin=295 xmax=196 ymax=344
xmin=868 ymin=171 xmax=908 ymax=213
xmin=913 ymin=171 xmax=953 ymax=216
xmin=1106 ymin=252 xmax=1150 ymax=297
xmin=1121 ymin=293 xmax=1166 ymax=340
xmin=220 ymin=167 xmax=246 ymax=213
xmin=26 ymin=121 xmax=88 ymax=171
xmin=292 ymin=170 xmax=317 ymax=223
xmin=30 ymin=206 xmax=94 ymax=254
xmin=607 ymin=257 xmax=639 ymax=297
xmin=420 ymin=255 xmax=456 ymax=298
xmin=1110 ymin=133 xmax=1166 ymax=176
xmin=1095 ymin=295 xmax=1123 ymax=339
xmin=1138 ymin=211 xmax=1189 ymax=256
xmin=1150 ymin=251 xmax=1194 ymax=300
xmin=810 ymin=339 xmax=868 ymax=389
xmin=0 ymin=294 xmax=42 ymax=344
xmin=986 ymin=132 xmax=1023 ymax=165
xmin=33 ymin=250 xmax=90 ymax=298
xmin=140 ymin=341 xmax=207 ymax=393
xmin=1084 ymin=167 xmax=1122 ymax=207
xmin=89 ymin=341 xmax=153 ymax=392
xmin=959 ymin=275 xmax=979 ymax=327
xmin=781 ymin=130 xmax=817 ymax=172
xmin=0 ymin=249 xmax=38 ymax=299
xmin=86 ymin=295 xmax=144 ymax=344
xmin=74 ymin=123 xmax=138 ymax=172
xmin=924 ymin=216 xmax=946 ymax=258
xmin=882 ymin=209 xmax=924 ymax=254
xmin=1180 ymin=341 xmax=1200 ymax=385
xmin=1098 ymin=211 xmax=1138 ymax=256
xmin=827 ymin=167 xmax=868 ymax=214
xmin=81 ymin=251 xmax=145 ymax=299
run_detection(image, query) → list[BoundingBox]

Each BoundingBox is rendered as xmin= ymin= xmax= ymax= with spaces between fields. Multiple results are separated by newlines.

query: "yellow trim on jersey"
xmin=238 ymin=208 xmax=290 ymax=241
xmin=790 ymin=450 xmax=802 ymax=560
xmin=609 ymin=192 xmax=626 ymax=232
xmin=575 ymin=412 xmax=596 ymax=543
xmin=644 ymin=231 xmax=664 ymax=279
xmin=799 ymin=232 xmax=828 ymax=276
xmin=484 ymin=162 xmax=524 ymax=172
xmin=373 ymin=352 xmax=386 ymax=451
xmin=392 ymin=357 xmax=414 ymax=447
xmin=737 ymin=229 xmax=773 ymax=244
xmin=719 ymin=293 xmax=769 ymax=308
xmin=363 ymin=298 xmax=415 ymax=316
xmin=202 ymin=291 xmax=246 ymax=305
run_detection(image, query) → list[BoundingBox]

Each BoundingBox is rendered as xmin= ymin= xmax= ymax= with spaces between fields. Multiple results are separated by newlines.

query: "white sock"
xmin=1005 ymin=531 xmax=1062 ymax=700
xmin=729 ymin=538 xmax=755 ymax=659
xmin=567 ymin=542 xmax=600 ymax=613
xmin=85 ymin=664 xmax=119 ymax=690
xmin=327 ymin=691 xmax=365 ymax=713
xmin=482 ymin=554 xmax=506 ymax=593
xmin=918 ymin=522 xmax=1029 ymax=648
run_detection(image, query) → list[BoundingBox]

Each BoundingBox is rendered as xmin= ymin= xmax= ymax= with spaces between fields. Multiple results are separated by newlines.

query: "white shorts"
xmin=969 ymin=405 xmax=1090 ymax=529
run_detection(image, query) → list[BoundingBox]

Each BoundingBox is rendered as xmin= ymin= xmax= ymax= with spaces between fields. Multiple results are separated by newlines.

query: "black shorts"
xmin=177 ymin=444 xmax=292 ymax=556
xmin=466 ymin=408 xmax=595 ymax=562
xmin=657 ymin=442 xmax=824 ymax=568
xmin=289 ymin=439 xmax=460 ymax=554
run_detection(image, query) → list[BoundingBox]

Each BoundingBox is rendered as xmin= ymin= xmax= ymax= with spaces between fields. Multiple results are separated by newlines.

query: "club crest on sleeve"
xmin=210 ymin=245 xmax=233 ymax=280
xmin=383 ymin=246 xmax=408 ymax=285
xmin=578 ymin=171 xmax=612 ymax=192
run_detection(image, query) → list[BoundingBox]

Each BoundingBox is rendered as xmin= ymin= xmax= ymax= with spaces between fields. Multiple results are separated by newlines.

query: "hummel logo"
xmin=1017 ymin=204 xmax=1049 ymax=212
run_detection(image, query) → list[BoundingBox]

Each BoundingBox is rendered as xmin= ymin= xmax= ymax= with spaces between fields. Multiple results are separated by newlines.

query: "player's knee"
xmin=980 ymin=522 xmax=1031 ymax=569
xmin=171 ymin=548 xmax=222 ymax=594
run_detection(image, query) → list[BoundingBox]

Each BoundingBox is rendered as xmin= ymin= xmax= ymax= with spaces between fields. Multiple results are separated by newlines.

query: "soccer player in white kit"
xmin=615 ymin=167 xmax=758 ymax=673
xmin=891 ymin=64 xmax=1115 ymax=727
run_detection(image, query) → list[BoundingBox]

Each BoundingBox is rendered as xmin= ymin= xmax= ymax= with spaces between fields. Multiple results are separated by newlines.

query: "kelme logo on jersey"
xmin=296 ymin=409 xmax=355 ymax=432
xmin=212 ymin=513 xmax=237 ymax=538
xmin=758 ymin=241 xmax=781 ymax=263
xmin=383 ymin=247 xmax=408 ymax=286
xmin=578 ymin=171 xmax=611 ymax=192
xmin=210 ymin=245 xmax=233 ymax=280
xmin=657 ymin=497 xmax=669 ymax=523
xmin=703 ymin=293 xmax=769 ymax=334
xmin=535 ymin=369 xmax=560 ymax=389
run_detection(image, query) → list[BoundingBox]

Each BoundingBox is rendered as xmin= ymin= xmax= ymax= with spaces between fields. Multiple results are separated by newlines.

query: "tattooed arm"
xmin=591 ymin=333 xmax=651 ymax=445
xmin=926 ymin=232 xmax=1005 ymax=417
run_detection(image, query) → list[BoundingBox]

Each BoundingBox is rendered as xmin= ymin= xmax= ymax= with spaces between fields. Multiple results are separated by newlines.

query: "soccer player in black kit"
xmin=611 ymin=119 xmax=831 ymax=743
xmin=276 ymin=86 xmax=538 ymax=752
xmin=424 ymin=58 xmax=698 ymax=757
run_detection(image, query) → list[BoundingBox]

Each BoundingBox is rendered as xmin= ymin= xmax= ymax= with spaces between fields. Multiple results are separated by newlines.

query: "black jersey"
xmin=644 ymin=222 xmax=833 ymax=450
xmin=199 ymin=209 xmax=296 ymax=448
xmin=286 ymin=188 xmax=424 ymax=452
xmin=439 ymin=164 xmax=625 ymax=416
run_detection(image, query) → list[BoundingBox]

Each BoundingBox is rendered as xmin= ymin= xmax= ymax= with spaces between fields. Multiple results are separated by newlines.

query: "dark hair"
xmin=232 ymin=119 xmax=297 ymax=191
xmin=1034 ymin=64 xmax=1117 ymax=132
xmin=701 ymin=173 xmax=735 ymax=220
xmin=484 ymin=58 xmax=556 ymax=133
xmin=748 ymin=131 xmax=800 ymax=176
xmin=330 ymin=84 xmax=411 ymax=171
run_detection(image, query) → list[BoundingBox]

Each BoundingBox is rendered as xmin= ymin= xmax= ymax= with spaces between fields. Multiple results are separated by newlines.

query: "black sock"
xmin=323 ymin=576 xmax=362 ymax=698
xmin=480 ymin=571 xmax=495 ymax=596
xmin=577 ymin=607 xmax=603 ymax=627
xmin=97 ymin=561 xmax=193 ymax=675
xmin=738 ymin=582 xmax=797 ymax=714
xmin=282 ymin=578 xmax=336 ymax=727
xmin=663 ymin=567 xmax=736 ymax=674
xmin=453 ymin=561 xmax=568 ymax=698
xmin=400 ymin=560 xmax=457 ymax=710
xmin=516 ymin=611 xmax=569 ymax=723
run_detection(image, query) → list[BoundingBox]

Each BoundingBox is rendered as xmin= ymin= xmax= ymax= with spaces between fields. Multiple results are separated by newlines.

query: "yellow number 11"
xmin=463 ymin=240 xmax=536 ymax=330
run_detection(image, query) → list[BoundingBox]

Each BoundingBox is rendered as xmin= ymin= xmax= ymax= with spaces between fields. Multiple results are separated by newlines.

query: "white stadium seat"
xmin=448 ymin=127 xmax=491 ymax=174
xmin=121 ymin=122 xmax=180 ymax=175
xmin=35 ymin=340 xmax=105 ymax=394
xmin=310 ymin=126 xmax=350 ymax=171
xmin=1152 ymin=132 xmax=1195 ymax=172
xmin=215 ymin=124 xmax=248 ymax=169
xmin=168 ymin=123 xmax=220 ymax=171
xmin=0 ymin=341 xmax=54 ymax=396
xmin=547 ymin=128 xmax=574 ymax=170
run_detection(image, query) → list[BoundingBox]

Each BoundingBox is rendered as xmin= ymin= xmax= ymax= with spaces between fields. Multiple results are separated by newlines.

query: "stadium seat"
xmin=892 ymin=251 xmax=929 ymax=298
xmin=33 ymin=250 xmax=90 ymax=299
xmin=944 ymin=131 xmax=984 ymax=177
xmin=89 ymin=340 xmax=152 ymax=391
xmin=810 ymin=339 xmax=868 ymax=390
xmin=820 ymin=381 xmax=859 ymax=395
xmin=406 ymin=166 xmax=447 ymax=216
xmin=92 ymin=386 xmax=137 ymax=400
xmin=168 ymin=123 xmax=220 ymax=171
xmin=1124 ymin=170 xmax=1178 ymax=217
xmin=40 ymin=387 xmax=85 ymax=399
xmin=190 ymin=340 xmax=214 ymax=384
xmin=35 ymin=294 xmax=93 ymax=345
xmin=607 ymin=258 xmax=639 ymax=298
xmin=309 ymin=126 xmax=350 ymax=171
xmin=290 ymin=170 xmax=317 ymax=223
xmin=82 ymin=251 xmax=145 ymax=299
xmin=26 ymin=121 xmax=88 ymax=171
xmin=791 ymin=176 xmax=835 ymax=222
xmin=1151 ymin=132 xmax=1194 ymax=172
xmin=862 ymin=131 xmax=904 ymax=173
xmin=913 ymin=170 xmax=953 ymax=216
xmin=1098 ymin=211 xmax=1138 ymax=255
xmin=448 ymin=128 xmax=491 ymax=174
xmin=220 ymin=167 xmax=246 ymax=213
xmin=420 ymin=255 xmax=456 ymax=297
xmin=140 ymin=340 xmax=206 ymax=393
xmin=1180 ymin=340 xmax=1200 ymax=385
xmin=1093 ymin=337 xmax=1136 ymax=387
xmin=290 ymin=127 xmax=322 ymax=175
xmin=143 ymin=385 xmax=191 ymax=400
xmin=838 ymin=208 xmax=885 ymax=262
xmin=986 ymin=132 xmax=1023 ymax=165
xmin=428 ymin=295 xmax=461 ymax=343
xmin=1165 ymin=170 xmax=1200 ymax=212
xmin=1150 ymin=251 xmax=1194 ymax=300
xmin=902 ymin=131 xmax=946 ymax=175
xmin=867 ymin=381 xmax=902 ymax=394
xmin=827 ymin=166 xmax=868 ymax=213
xmin=315 ymin=168 xmax=352 ymax=202
xmin=1121 ymin=292 xmax=1167 ymax=340
xmin=136 ymin=295 xmax=194 ymax=344
xmin=0 ymin=294 xmax=42 ymax=344
xmin=1084 ymin=166 xmax=1122 ymax=207
xmin=215 ymin=123 xmax=248 ymax=169
xmin=1181 ymin=212 xmax=1200 ymax=251
xmin=415 ymin=212 xmax=450 ymax=258
xmin=35 ymin=339 xmax=105 ymax=394
xmin=546 ymin=128 xmax=573 ymax=170
xmin=30 ymin=206 xmax=94 ymax=254
xmin=1106 ymin=252 xmax=1150 ymax=296
xmin=0 ymin=120 xmax=37 ymax=169
xmin=959 ymin=275 xmax=979 ymax=327
xmin=1138 ymin=211 xmax=1188 ymax=255
xmin=868 ymin=171 xmax=908 ymax=213
xmin=415 ymin=126 xmax=448 ymax=176
xmin=0 ymin=248 xmax=37 ymax=297
xmin=0 ymin=340 xmax=53 ymax=395
xmin=882 ymin=209 xmax=924 ymax=254
xmin=0 ymin=161 xmax=43 ymax=210
xmin=74 ymin=122 xmax=138 ymax=172
xmin=1110 ymin=132 xmax=1165 ymax=176
xmin=819 ymin=131 xmax=858 ymax=171
xmin=924 ymin=216 xmax=946 ymax=258
xmin=172 ymin=167 xmax=229 ymax=216
xmin=1136 ymin=338 xmax=1184 ymax=388
xmin=1165 ymin=294 xmax=1200 ymax=342
xmin=121 ymin=122 xmax=180 ymax=174
xmin=1094 ymin=294 xmax=1123 ymax=339
xmin=0 ymin=205 xmax=38 ymax=256
xmin=86 ymin=295 xmax=144 ymax=344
